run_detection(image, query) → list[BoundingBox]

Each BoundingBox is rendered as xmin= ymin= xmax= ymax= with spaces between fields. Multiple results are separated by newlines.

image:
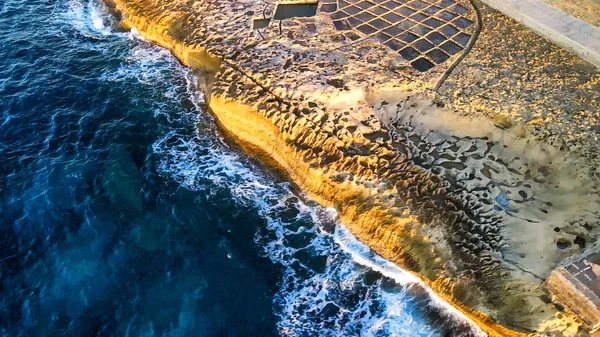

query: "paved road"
xmin=566 ymin=253 xmax=600 ymax=298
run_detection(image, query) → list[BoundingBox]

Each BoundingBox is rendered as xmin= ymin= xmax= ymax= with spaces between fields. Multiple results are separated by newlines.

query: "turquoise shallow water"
xmin=0 ymin=0 xmax=484 ymax=336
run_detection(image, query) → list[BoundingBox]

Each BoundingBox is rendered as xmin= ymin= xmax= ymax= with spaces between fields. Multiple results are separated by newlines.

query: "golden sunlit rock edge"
xmin=102 ymin=0 xmax=600 ymax=335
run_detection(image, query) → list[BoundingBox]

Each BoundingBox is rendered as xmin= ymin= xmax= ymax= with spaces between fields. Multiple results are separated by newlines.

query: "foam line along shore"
xmin=100 ymin=0 xmax=600 ymax=336
xmin=0 ymin=0 xmax=497 ymax=335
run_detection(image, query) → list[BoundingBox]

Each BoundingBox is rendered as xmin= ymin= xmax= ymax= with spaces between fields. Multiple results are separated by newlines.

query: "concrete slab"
xmin=565 ymin=253 xmax=600 ymax=299
xmin=481 ymin=0 xmax=600 ymax=68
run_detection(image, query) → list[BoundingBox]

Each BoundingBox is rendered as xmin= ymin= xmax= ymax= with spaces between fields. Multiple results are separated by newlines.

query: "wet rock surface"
xmin=103 ymin=0 xmax=600 ymax=335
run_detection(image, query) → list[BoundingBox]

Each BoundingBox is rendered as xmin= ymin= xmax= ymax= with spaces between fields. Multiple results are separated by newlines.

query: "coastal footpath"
xmin=102 ymin=0 xmax=600 ymax=335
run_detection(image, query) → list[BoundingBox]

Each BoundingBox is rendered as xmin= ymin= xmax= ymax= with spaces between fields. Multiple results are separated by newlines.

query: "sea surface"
xmin=0 ymin=0 xmax=485 ymax=336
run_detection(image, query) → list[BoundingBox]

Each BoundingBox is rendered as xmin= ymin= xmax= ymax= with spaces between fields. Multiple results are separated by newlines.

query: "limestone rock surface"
xmin=103 ymin=0 xmax=600 ymax=335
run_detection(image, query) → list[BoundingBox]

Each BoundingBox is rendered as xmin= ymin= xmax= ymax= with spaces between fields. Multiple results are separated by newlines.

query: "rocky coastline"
xmin=102 ymin=0 xmax=600 ymax=335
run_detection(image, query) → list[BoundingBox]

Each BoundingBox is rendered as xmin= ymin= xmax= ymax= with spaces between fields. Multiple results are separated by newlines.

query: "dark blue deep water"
xmin=0 ymin=0 xmax=485 ymax=336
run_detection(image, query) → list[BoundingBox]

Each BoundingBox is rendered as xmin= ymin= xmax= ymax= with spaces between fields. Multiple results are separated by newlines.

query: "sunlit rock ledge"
xmin=102 ymin=0 xmax=600 ymax=335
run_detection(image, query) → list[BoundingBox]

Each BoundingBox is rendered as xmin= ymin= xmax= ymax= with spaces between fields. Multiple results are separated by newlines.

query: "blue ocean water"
xmin=0 ymin=0 xmax=485 ymax=336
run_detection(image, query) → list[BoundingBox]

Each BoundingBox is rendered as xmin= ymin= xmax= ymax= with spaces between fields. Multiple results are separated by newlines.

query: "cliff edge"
xmin=102 ymin=0 xmax=600 ymax=335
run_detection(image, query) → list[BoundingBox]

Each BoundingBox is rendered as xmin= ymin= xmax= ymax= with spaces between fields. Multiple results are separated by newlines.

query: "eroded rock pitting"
xmin=373 ymin=90 xmax=600 ymax=287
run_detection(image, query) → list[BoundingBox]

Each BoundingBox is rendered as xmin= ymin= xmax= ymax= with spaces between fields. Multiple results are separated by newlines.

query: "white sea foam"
xmin=153 ymin=109 xmax=485 ymax=336
xmin=89 ymin=0 xmax=105 ymax=30
xmin=334 ymin=225 xmax=487 ymax=337
xmin=64 ymin=0 xmax=113 ymax=36
xmin=146 ymin=51 xmax=485 ymax=337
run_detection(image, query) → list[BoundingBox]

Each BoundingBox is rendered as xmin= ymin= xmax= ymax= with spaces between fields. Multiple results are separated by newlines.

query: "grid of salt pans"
xmin=320 ymin=0 xmax=475 ymax=72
